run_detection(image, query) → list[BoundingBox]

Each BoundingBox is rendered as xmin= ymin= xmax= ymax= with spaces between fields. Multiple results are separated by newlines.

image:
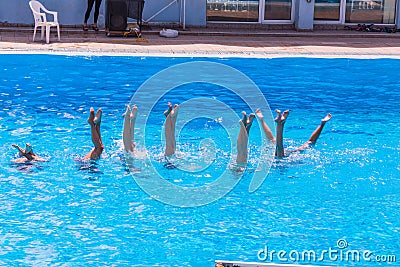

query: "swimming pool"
xmin=0 ymin=55 xmax=399 ymax=266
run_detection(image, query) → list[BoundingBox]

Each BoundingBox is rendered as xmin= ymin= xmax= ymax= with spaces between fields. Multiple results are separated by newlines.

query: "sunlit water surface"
xmin=0 ymin=55 xmax=399 ymax=266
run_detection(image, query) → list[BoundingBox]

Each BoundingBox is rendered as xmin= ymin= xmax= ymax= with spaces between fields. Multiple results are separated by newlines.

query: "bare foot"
xmin=274 ymin=109 xmax=282 ymax=123
xmin=247 ymin=113 xmax=255 ymax=124
xmin=87 ymin=107 xmax=95 ymax=125
xmin=321 ymin=113 xmax=332 ymax=124
xmin=255 ymin=108 xmax=264 ymax=120
xmin=122 ymin=104 xmax=131 ymax=117
xmin=164 ymin=102 xmax=173 ymax=117
xmin=275 ymin=109 xmax=290 ymax=124
xmin=282 ymin=109 xmax=290 ymax=122
xmin=246 ymin=113 xmax=255 ymax=133
xmin=94 ymin=108 xmax=102 ymax=125
xmin=240 ymin=111 xmax=247 ymax=126
xmin=131 ymin=105 xmax=138 ymax=121
xmin=170 ymin=104 xmax=179 ymax=118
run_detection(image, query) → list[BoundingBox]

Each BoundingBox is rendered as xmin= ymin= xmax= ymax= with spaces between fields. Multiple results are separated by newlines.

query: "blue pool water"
xmin=0 ymin=55 xmax=399 ymax=266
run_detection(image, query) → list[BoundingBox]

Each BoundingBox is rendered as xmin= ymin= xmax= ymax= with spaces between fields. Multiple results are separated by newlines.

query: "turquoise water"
xmin=0 ymin=55 xmax=399 ymax=266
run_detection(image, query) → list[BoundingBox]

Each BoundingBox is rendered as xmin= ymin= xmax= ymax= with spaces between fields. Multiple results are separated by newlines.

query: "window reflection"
xmin=264 ymin=0 xmax=292 ymax=20
xmin=206 ymin=0 xmax=259 ymax=22
xmin=205 ymin=0 xmax=396 ymax=24
xmin=345 ymin=0 xmax=396 ymax=23
xmin=314 ymin=0 xmax=341 ymax=20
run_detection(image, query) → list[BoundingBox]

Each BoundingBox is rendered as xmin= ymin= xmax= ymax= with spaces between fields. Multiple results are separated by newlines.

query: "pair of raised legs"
xmin=235 ymin=109 xmax=332 ymax=163
xmin=122 ymin=102 xmax=179 ymax=157
xmin=84 ymin=107 xmax=104 ymax=160
xmin=122 ymin=104 xmax=138 ymax=153
xmin=236 ymin=111 xmax=255 ymax=163
xmin=163 ymin=102 xmax=179 ymax=157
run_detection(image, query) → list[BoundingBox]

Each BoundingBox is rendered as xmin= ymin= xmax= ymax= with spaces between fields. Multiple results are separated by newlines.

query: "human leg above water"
xmin=274 ymin=109 xmax=290 ymax=157
xmin=123 ymin=104 xmax=138 ymax=153
xmin=297 ymin=113 xmax=332 ymax=151
xmin=84 ymin=107 xmax=104 ymax=160
xmin=236 ymin=111 xmax=255 ymax=163
xmin=164 ymin=102 xmax=179 ymax=157
xmin=255 ymin=108 xmax=275 ymax=143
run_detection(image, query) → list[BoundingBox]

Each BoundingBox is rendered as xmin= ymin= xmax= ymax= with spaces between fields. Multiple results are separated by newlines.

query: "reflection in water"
xmin=206 ymin=0 xmax=259 ymax=22
xmin=77 ymin=160 xmax=103 ymax=175
xmin=10 ymin=161 xmax=44 ymax=173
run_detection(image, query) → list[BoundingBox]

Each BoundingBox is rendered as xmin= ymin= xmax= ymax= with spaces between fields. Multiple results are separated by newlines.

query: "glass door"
xmin=314 ymin=0 xmax=342 ymax=21
xmin=206 ymin=0 xmax=259 ymax=22
xmin=314 ymin=0 xmax=397 ymax=24
xmin=345 ymin=0 xmax=396 ymax=23
xmin=262 ymin=0 xmax=293 ymax=22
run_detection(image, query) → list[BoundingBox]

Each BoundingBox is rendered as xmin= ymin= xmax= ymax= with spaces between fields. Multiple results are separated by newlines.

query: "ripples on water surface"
xmin=0 ymin=55 xmax=399 ymax=266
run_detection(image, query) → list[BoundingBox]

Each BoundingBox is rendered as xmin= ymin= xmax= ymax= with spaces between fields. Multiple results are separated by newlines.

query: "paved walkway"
xmin=1 ymin=26 xmax=400 ymax=58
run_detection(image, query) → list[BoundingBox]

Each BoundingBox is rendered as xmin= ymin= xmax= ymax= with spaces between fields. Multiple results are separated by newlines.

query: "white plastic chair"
xmin=29 ymin=0 xmax=60 ymax=44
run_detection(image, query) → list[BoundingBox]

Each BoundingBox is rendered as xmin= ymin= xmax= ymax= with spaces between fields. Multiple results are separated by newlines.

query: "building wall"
xmin=0 ymin=0 xmax=397 ymax=28
xmin=0 ymin=0 xmax=206 ymax=26
xmin=294 ymin=0 xmax=315 ymax=30
xmin=0 ymin=0 xmax=86 ymax=25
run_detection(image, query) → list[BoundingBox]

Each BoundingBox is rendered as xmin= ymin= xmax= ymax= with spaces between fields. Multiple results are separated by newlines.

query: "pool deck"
xmin=1 ymin=25 xmax=400 ymax=58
